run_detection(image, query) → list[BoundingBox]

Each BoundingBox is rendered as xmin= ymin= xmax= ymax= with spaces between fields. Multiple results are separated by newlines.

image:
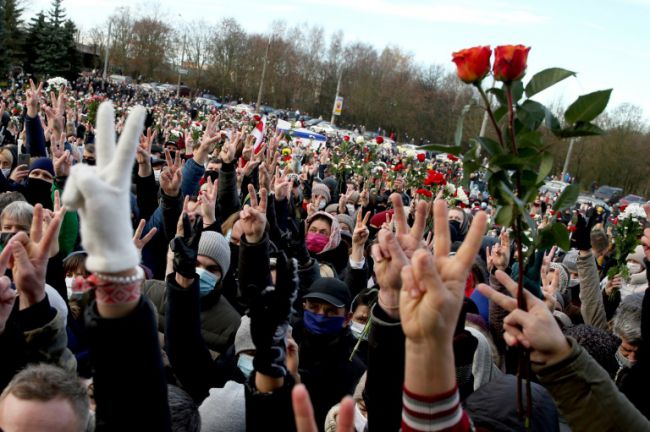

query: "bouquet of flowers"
xmin=46 ymin=77 xmax=69 ymax=97
xmin=190 ymin=121 xmax=203 ymax=142
xmin=608 ymin=204 xmax=646 ymax=284
xmin=86 ymin=95 xmax=105 ymax=127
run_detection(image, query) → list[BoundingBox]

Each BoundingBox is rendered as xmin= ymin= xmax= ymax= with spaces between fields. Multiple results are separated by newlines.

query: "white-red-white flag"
xmin=252 ymin=116 xmax=266 ymax=153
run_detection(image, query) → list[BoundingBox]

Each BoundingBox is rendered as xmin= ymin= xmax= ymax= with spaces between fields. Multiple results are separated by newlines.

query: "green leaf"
xmin=517 ymin=130 xmax=543 ymax=149
xmin=517 ymin=100 xmax=546 ymax=131
xmin=419 ymin=143 xmax=462 ymax=154
xmin=544 ymin=108 xmax=562 ymax=134
xmin=525 ymin=68 xmax=576 ymax=98
xmin=491 ymin=154 xmax=526 ymax=170
xmin=551 ymin=223 xmax=571 ymax=250
xmin=536 ymin=153 xmax=554 ymax=184
xmin=487 ymin=88 xmax=506 ymax=106
xmin=495 ymin=205 xmax=513 ymax=227
xmin=557 ymin=122 xmax=606 ymax=138
xmin=552 ymin=183 xmax=579 ymax=211
xmin=510 ymin=80 xmax=524 ymax=104
xmin=537 ymin=225 xmax=557 ymax=250
xmin=494 ymin=106 xmax=507 ymax=123
xmin=455 ymin=104 xmax=471 ymax=147
xmin=564 ymin=89 xmax=612 ymax=124
xmin=476 ymin=137 xmax=502 ymax=157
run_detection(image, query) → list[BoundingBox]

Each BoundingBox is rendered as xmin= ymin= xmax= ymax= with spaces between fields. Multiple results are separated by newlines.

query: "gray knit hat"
xmin=336 ymin=213 xmax=355 ymax=231
xmin=198 ymin=231 xmax=231 ymax=275
xmin=325 ymin=204 xmax=339 ymax=214
xmin=549 ymin=262 xmax=569 ymax=294
xmin=562 ymin=249 xmax=578 ymax=274
xmin=234 ymin=315 xmax=255 ymax=355
xmin=312 ymin=182 xmax=331 ymax=203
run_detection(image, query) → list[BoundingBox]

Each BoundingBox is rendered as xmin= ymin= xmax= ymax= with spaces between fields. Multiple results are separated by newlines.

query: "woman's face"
xmin=0 ymin=154 xmax=12 ymax=170
xmin=308 ymin=218 xmax=331 ymax=238
xmin=352 ymin=304 xmax=370 ymax=324
xmin=449 ymin=209 xmax=464 ymax=223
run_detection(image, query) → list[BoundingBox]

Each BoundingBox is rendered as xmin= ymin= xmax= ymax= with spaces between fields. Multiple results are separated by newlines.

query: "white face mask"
xmin=153 ymin=169 xmax=162 ymax=182
xmin=318 ymin=199 xmax=327 ymax=210
xmin=1 ymin=168 xmax=10 ymax=178
xmin=627 ymin=262 xmax=642 ymax=274
xmin=354 ymin=403 xmax=368 ymax=432
xmin=346 ymin=204 xmax=355 ymax=214
xmin=350 ymin=321 xmax=366 ymax=340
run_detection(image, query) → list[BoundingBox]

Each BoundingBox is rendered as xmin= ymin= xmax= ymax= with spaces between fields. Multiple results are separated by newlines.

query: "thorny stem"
xmin=506 ymin=83 xmax=533 ymax=427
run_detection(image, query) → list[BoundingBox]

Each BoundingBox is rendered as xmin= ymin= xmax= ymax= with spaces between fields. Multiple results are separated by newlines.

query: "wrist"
xmin=544 ymin=338 xmax=572 ymax=367
xmin=175 ymin=272 xmax=194 ymax=289
xmin=378 ymin=290 xmax=400 ymax=319
xmin=18 ymin=290 xmax=46 ymax=310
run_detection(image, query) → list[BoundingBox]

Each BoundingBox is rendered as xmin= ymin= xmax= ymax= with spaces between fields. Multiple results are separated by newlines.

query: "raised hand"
xmin=477 ymin=271 xmax=571 ymax=367
xmin=401 ymin=201 xmax=487 ymax=345
xmin=51 ymin=132 xmax=71 ymax=178
xmin=540 ymin=245 xmax=557 ymax=288
xmin=43 ymin=87 xmax=66 ymax=136
xmin=171 ymin=213 xmax=203 ymax=280
xmin=390 ymin=192 xmax=428 ymax=258
xmin=219 ymin=129 xmax=242 ymax=164
xmin=193 ymin=114 xmax=221 ymax=164
xmin=273 ymin=167 xmax=291 ymax=202
xmin=9 ymin=164 xmax=29 ymax=183
xmin=136 ymin=127 xmax=156 ymax=176
xmin=25 ymin=79 xmax=43 ymax=118
xmin=293 ymin=384 xmax=354 ymax=432
xmin=159 ymin=149 xmax=183 ymax=197
xmin=133 ymin=219 xmax=158 ymax=252
xmin=12 ymin=203 xmax=65 ymax=310
xmin=61 ymin=101 xmax=146 ymax=273
xmin=352 ymin=211 xmax=370 ymax=249
xmin=198 ymin=177 xmax=217 ymax=226
xmin=371 ymin=229 xmax=409 ymax=319
xmin=239 ymin=184 xmax=267 ymax=244
xmin=0 ymin=244 xmax=16 ymax=333
xmin=250 ymin=251 xmax=298 ymax=378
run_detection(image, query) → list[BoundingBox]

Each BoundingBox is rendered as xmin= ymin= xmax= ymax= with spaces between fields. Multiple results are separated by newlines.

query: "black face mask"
xmin=0 ymin=232 xmax=15 ymax=249
xmin=204 ymin=170 xmax=219 ymax=182
xmin=82 ymin=158 xmax=96 ymax=166
xmin=25 ymin=178 xmax=53 ymax=209
xmin=449 ymin=220 xmax=463 ymax=243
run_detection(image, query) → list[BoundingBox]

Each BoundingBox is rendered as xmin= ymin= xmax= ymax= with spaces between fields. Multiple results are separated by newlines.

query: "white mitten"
xmin=62 ymin=102 xmax=145 ymax=273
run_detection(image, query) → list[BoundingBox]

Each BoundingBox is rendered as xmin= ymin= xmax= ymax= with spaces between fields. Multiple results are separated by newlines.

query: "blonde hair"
xmin=0 ymin=149 xmax=14 ymax=166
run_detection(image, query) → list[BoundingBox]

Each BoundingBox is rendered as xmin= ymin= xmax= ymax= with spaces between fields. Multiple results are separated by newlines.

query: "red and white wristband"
xmin=72 ymin=266 xmax=144 ymax=305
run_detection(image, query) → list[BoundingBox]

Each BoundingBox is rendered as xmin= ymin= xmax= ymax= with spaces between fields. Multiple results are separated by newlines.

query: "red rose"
xmin=343 ymin=135 xmax=350 ymax=142
xmin=613 ymin=217 xmax=619 ymax=225
xmin=393 ymin=163 xmax=404 ymax=172
xmin=416 ymin=188 xmax=433 ymax=198
xmin=451 ymin=46 xmax=492 ymax=84
xmin=253 ymin=114 xmax=261 ymax=122
xmin=424 ymin=170 xmax=446 ymax=186
xmin=619 ymin=204 xmax=628 ymax=213
xmin=568 ymin=225 xmax=577 ymax=233
xmin=417 ymin=153 xmax=425 ymax=162
xmin=376 ymin=136 xmax=384 ymax=144
xmin=493 ymin=45 xmax=531 ymax=82
xmin=447 ymin=154 xmax=459 ymax=162
xmin=283 ymin=155 xmax=292 ymax=161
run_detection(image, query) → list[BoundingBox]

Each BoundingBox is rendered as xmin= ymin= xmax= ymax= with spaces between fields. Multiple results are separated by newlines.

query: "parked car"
xmin=311 ymin=122 xmax=337 ymax=136
xmin=577 ymin=193 xmax=611 ymax=212
xmin=616 ymin=194 xmax=645 ymax=208
xmin=593 ymin=185 xmax=624 ymax=205
xmin=539 ymin=180 xmax=568 ymax=195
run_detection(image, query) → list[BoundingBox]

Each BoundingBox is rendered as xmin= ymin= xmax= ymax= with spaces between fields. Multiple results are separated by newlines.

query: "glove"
xmin=170 ymin=214 xmax=203 ymax=278
xmin=249 ymin=251 xmax=298 ymax=378
xmin=571 ymin=212 xmax=595 ymax=251
xmin=61 ymin=102 xmax=145 ymax=273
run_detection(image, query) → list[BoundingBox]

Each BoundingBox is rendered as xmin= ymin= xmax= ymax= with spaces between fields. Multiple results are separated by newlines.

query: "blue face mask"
xmin=196 ymin=267 xmax=220 ymax=297
xmin=303 ymin=309 xmax=345 ymax=336
xmin=237 ymin=353 xmax=254 ymax=378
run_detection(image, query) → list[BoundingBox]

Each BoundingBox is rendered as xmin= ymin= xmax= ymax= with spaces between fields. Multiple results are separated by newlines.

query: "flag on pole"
xmin=252 ymin=116 xmax=266 ymax=153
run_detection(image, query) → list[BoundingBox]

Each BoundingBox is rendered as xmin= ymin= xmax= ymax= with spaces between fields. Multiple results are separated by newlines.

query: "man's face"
xmin=449 ymin=209 xmax=464 ymax=224
xmin=28 ymin=169 xmax=53 ymax=184
xmin=303 ymin=298 xmax=347 ymax=321
xmin=0 ymin=394 xmax=81 ymax=432
xmin=619 ymin=338 xmax=639 ymax=364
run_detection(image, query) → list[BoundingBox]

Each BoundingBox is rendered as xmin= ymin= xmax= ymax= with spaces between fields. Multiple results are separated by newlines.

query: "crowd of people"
xmin=0 ymin=73 xmax=648 ymax=432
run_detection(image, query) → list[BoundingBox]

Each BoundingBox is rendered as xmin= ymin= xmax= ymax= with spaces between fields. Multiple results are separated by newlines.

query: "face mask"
xmin=204 ymin=170 xmax=219 ymax=182
xmin=196 ymin=267 xmax=220 ymax=297
xmin=225 ymin=228 xmax=233 ymax=243
xmin=1 ymin=168 xmax=10 ymax=178
xmin=25 ymin=178 xmax=53 ymax=209
xmin=350 ymin=320 xmax=366 ymax=340
xmin=627 ymin=263 xmax=642 ymax=274
xmin=306 ymin=232 xmax=329 ymax=254
xmin=303 ymin=309 xmax=345 ymax=336
xmin=616 ymin=348 xmax=634 ymax=369
xmin=237 ymin=353 xmax=254 ymax=378
xmin=354 ymin=403 xmax=368 ymax=432
xmin=0 ymin=232 xmax=14 ymax=249
xmin=153 ymin=170 xmax=162 ymax=183
xmin=318 ymin=199 xmax=327 ymax=210
xmin=65 ymin=276 xmax=74 ymax=290
xmin=568 ymin=278 xmax=580 ymax=288
xmin=346 ymin=204 xmax=355 ymax=214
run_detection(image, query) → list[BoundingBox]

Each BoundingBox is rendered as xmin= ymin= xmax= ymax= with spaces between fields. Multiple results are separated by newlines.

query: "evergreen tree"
xmin=0 ymin=1 xmax=7 ymax=78
xmin=4 ymin=0 xmax=25 ymax=70
xmin=24 ymin=12 xmax=48 ymax=75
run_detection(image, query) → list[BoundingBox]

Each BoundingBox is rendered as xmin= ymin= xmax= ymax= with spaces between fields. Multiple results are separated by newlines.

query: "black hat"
xmin=303 ymin=278 xmax=351 ymax=309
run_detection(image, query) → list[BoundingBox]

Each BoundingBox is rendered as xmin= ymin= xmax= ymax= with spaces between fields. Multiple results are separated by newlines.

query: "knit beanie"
xmin=311 ymin=182 xmax=331 ymax=203
xmin=234 ymin=315 xmax=255 ymax=355
xmin=627 ymin=245 xmax=646 ymax=268
xmin=325 ymin=204 xmax=338 ymax=214
xmin=28 ymin=157 xmax=55 ymax=176
xmin=564 ymin=324 xmax=620 ymax=376
xmin=336 ymin=213 xmax=355 ymax=231
xmin=198 ymin=231 xmax=231 ymax=275
xmin=549 ymin=262 xmax=569 ymax=294
xmin=562 ymin=249 xmax=579 ymax=274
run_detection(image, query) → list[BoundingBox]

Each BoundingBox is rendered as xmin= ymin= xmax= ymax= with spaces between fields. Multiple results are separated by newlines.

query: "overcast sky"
xmin=26 ymin=0 xmax=650 ymax=122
